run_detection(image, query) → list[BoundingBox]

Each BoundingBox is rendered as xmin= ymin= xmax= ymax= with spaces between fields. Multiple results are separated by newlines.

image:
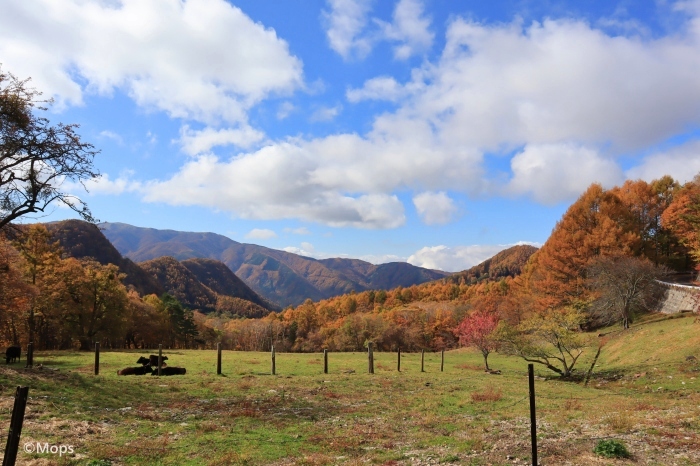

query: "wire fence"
xmin=3 ymin=349 xmax=699 ymax=465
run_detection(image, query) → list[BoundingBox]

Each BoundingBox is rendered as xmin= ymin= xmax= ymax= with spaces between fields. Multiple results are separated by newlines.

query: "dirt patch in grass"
xmin=470 ymin=387 xmax=502 ymax=402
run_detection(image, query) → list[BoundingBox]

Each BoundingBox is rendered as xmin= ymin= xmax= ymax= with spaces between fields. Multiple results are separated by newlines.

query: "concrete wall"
xmin=656 ymin=281 xmax=700 ymax=314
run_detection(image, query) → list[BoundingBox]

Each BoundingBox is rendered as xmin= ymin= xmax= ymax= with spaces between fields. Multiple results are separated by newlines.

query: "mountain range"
xmin=46 ymin=220 xmax=270 ymax=316
xmin=100 ymin=222 xmax=449 ymax=307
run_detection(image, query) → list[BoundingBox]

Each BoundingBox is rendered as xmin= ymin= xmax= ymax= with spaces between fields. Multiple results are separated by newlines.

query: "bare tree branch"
xmin=1 ymin=66 xmax=99 ymax=229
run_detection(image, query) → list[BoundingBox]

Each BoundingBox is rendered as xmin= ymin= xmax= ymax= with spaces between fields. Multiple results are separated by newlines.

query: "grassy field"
xmin=1 ymin=313 xmax=699 ymax=466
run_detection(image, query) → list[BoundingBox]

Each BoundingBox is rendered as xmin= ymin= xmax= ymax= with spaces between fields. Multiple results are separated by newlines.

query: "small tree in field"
xmin=497 ymin=307 xmax=591 ymax=378
xmin=456 ymin=311 xmax=500 ymax=371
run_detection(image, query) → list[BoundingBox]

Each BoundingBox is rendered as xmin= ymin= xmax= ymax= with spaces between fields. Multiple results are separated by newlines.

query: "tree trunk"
xmin=79 ymin=338 xmax=91 ymax=351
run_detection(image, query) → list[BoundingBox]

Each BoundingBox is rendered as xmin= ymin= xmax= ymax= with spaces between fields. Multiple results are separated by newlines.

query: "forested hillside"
xmin=101 ymin=222 xmax=448 ymax=307
xmin=192 ymin=175 xmax=700 ymax=353
xmin=445 ymin=244 xmax=538 ymax=285
xmin=1 ymin=175 xmax=698 ymax=353
xmin=181 ymin=258 xmax=275 ymax=311
xmin=0 ymin=222 xmax=271 ymax=350
xmin=139 ymin=256 xmax=219 ymax=312
xmin=45 ymin=220 xmax=164 ymax=297
xmin=139 ymin=256 xmax=272 ymax=318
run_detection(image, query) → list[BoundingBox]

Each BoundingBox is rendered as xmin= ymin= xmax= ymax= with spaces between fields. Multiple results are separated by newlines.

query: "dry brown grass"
xmin=563 ymin=398 xmax=583 ymax=411
xmin=470 ymin=386 xmax=502 ymax=402
xmin=456 ymin=363 xmax=483 ymax=371
xmin=197 ymin=421 xmax=220 ymax=433
xmin=237 ymin=380 xmax=252 ymax=391
xmin=633 ymin=401 xmax=657 ymax=411
xmin=605 ymin=411 xmax=635 ymax=432
xmin=206 ymin=451 xmax=252 ymax=466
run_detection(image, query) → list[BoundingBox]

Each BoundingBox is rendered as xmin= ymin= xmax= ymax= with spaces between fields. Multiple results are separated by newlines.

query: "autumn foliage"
xmin=455 ymin=311 xmax=500 ymax=370
xmin=0 ymin=174 xmax=698 ymax=353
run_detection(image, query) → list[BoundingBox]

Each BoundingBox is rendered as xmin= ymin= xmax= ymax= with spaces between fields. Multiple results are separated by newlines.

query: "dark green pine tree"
xmin=161 ymin=294 xmax=199 ymax=348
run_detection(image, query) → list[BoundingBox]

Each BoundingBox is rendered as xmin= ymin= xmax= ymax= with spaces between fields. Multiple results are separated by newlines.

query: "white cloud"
xmin=626 ymin=140 xmax=700 ymax=184
xmin=141 ymin=151 xmax=407 ymax=229
xmin=60 ymin=7 xmax=700 ymax=226
xmin=71 ymin=172 xmax=141 ymax=196
xmin=277 ymin=101 xmax=295 ymax=120
xmin=347 ymin=76 xmax=407 ymax=102
xmin=98 ymin=130 xmax=124 ymax=145
xmin=376 ymin=0 xmax=434 ymax=59
xmin=279 ymin=244 xmax=405 ymax=264
xmin=408 ymin=242 xmax=540 ymax=272
xmin=283 ymin=242 xmax=333 ymax=259
xmin=245 ymin=228 xmax=277 ymax=240
xmin=283 ymin=246 xmax=314 ymax=257
xmin=322 ymin=0 xmax=373 ymax=59
xmin=177 ymin=125 xmax=265 ymax=156
xmin=146 ymin=131 xmax=158 ymax=145
xmin=429 ymin=17 xmax=700 ymax=152
xmin=324 ymin=0 xmax=432 ymax=61
xmin=358 ymin=253 xmax=406 ymax=264
xmin=507 ymin=143 xmax=624 ymax=204
xmin=412 ymin=191 xmax=459 ymax=225
xmin=311 ymin=105 xmax=342 ymax=122
xmin=284 ymin=227 xmax=312 ymax=235
xmin=0 ymin=0 xmax=303 ymax=123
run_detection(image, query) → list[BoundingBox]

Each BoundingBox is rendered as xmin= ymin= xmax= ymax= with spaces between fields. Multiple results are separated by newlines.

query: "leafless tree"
xmin=587 ymin=256 xmax=668 ymax=329
xmin=1 ymin=66 xmax=99 ymax=230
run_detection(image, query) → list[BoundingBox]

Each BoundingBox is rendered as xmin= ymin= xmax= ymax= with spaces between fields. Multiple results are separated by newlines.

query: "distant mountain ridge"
xmin=46 ymin=220 xmax=164 ymax=297
xmin=45 ymin=220 xmax=272 ymax=317
xmin=101 ymin=222 xmax=450 ymax=307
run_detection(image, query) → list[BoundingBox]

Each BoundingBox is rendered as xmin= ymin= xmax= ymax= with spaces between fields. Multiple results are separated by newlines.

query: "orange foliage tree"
xmin=0 ymin=234 xmax=33 ymax=345
xmin=524 ymin=184 xmax=638 ymax=311
xmin=661 ymin=175 xmax=700 ymax=270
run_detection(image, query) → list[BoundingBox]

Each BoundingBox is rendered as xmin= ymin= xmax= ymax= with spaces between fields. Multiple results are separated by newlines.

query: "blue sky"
xmin=3 ymin=0 xmax=700 ymax=271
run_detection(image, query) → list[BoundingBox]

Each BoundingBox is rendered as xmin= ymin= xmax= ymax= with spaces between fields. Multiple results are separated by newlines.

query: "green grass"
xmin=1 ymin=313 xmax=699 ymax=465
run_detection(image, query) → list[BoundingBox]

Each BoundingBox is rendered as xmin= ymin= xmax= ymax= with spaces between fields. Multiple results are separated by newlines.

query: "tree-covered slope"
xmin=46 ymin=220 xmax=164 ymax=297
xmin=444 ymin=244 xmax=539 ymax=285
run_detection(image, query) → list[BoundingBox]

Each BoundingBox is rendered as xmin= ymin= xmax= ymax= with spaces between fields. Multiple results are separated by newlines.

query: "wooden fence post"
xmin=2 ymin=386 xmax=29 ymax=466
xmin=529 ymin=364 xmax=538 ymax=466
xmin=271 ymin=345 xmax=276 ymax=375
xmin=94 ymin=342 xmax=100 ymax=375
xmin=217 ymin=342 xmax=222 ymax=375
xmin=323 ymin=349 xmax=328 ymax=374
xmin=157 ymin=344 xmax=163 ymax=377
xmin=397 ymin=347 xmax=401 ymax=372
xmin=25 ymin=342 xmax=33 ymax=369
xmin=421 ymin=349 xmax=425 ymax=372
xmin=441 ymin=349 xmax=444 ymax=372
xmin=368 ymin=342 xmax=374 ymax=374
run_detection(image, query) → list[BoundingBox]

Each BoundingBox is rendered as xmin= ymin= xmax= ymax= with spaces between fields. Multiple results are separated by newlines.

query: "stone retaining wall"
xmin=656 ymin=281 xmax=700 ymax=314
